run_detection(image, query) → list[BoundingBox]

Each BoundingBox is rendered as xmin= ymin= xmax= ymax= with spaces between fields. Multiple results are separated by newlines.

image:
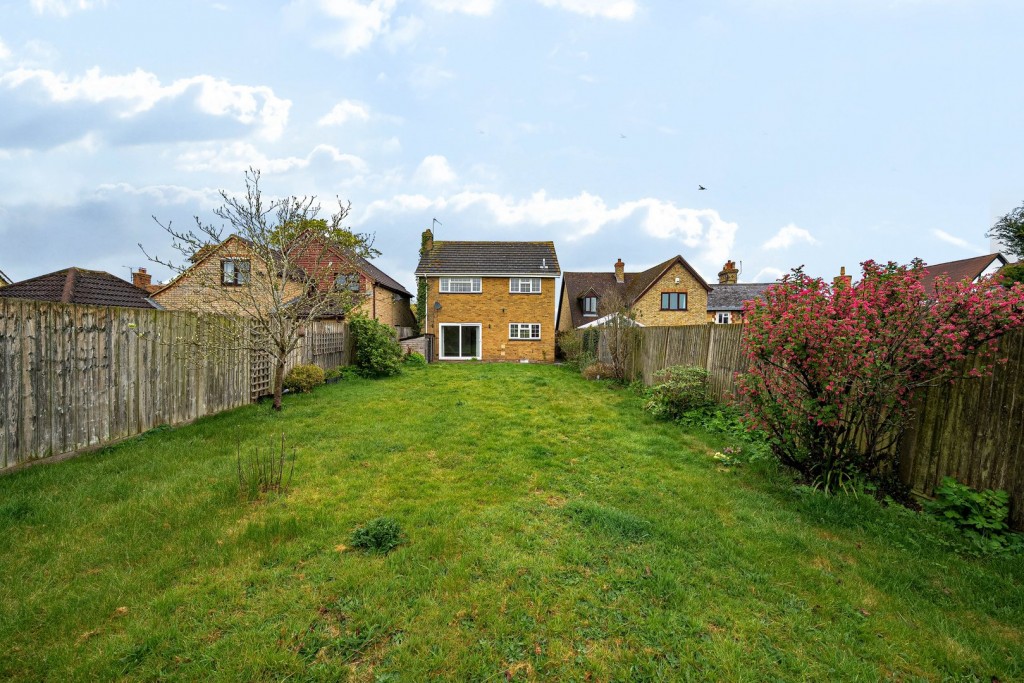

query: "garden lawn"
xmin=1 ymin=363 xmax=1022 ymax=681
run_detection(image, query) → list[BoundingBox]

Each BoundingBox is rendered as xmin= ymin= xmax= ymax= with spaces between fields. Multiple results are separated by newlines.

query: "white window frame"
xmin=509 ymin=277 xmax=542 ymax=294
xmin=440 ymin=277 xmax=482 ymax=293
xmin=509 ymin=323 xmax=541 ymax=340
xmin=439 ymin=323 xmax=482 ymax=360
xmin=583 ymin=296 xmax=598 ymax=316
xmin=716 ymin=311 xmax=732 ymax=324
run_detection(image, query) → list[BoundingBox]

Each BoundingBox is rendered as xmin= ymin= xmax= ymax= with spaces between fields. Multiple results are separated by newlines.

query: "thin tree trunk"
xmin=273 ymin=355 xmax=286 ymax=411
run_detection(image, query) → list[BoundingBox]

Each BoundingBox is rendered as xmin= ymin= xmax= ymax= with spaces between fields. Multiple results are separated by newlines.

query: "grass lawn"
xmin=1 ymin=363 xmax=1022 ymax=681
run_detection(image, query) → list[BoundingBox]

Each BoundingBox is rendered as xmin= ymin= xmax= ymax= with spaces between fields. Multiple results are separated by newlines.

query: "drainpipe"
xmin=372 ymin=282 xmax=376 ymax=319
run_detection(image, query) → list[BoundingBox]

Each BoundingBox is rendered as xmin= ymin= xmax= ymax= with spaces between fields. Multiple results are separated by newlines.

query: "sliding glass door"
xmin=440 ymin=324 xmax=481 ymax=360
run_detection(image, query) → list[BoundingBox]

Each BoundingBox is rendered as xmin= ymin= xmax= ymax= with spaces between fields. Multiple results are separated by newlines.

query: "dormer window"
xmin=583 ymin=296 xmax=598 ymax=316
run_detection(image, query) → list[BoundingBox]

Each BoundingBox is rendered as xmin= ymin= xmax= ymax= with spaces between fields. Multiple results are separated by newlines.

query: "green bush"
xmin=643 ymin=365 xmax=713 ymax=420
xmin=349 ymin=516 xmax=404 ymax=553
xmin=403 ymin=351 xmax=427 ymax=367
xmin=557 ymin=330 xmax=597 ymax=369
xmin=350 ymin=315 xmax=403 ymax=377
xmin=283 ymin=364 xmax=325 ymax=393
xmin=925 ymin=477 xmax=1022 ymax=554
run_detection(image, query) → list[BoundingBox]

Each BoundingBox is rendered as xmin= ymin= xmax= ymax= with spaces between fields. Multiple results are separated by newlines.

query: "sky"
xmin=1 ymin=0 xmax=1023 ymax=294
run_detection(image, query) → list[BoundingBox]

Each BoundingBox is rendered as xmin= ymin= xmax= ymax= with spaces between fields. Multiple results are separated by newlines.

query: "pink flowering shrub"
xmin=739 ymin=260 xmax=1024 ymax=491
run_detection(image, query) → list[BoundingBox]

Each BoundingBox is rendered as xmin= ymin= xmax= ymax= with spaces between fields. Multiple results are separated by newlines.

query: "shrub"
xmin=925 ymin=477 xmax=1022 ymax=554
xmin=739 ymin=260 xmax=1024 ymax=492
xmin=350 ymin=315 xmax=403 ymax=377
xmin=643 ymin=365 xmax=712 ymax=420
xmin=283 ymin=364 xmax=325 ymax=393
xmin=349 ymin=517 xmax=404 ymax=553
xmin=403 ymin=351 xmax=427 ymax=367
xmin=557 ymin=330 xmax=597 ymax=369
xmin=237 ymin=435 xmax=296 ymax=501
xmin=582 ymin=362 xmax=616 ymax=380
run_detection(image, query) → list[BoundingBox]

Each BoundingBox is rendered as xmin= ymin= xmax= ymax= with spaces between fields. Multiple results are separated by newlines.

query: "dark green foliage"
xmin=350 ymin=315 xmax=403 ymax=377
xmin=643 ymin=365 xmax=713 ymax=420
xmin=1001 ymin=262 xmax=1024 ymax=287
xmin=237 ymin=435 xmax=296 ymax=501
xmin=283 ymin=364 xmax=326 ymax=393
xmin=416 ymin=277 xmax=427 ymax=334
xmin=557 ymin=330 xmax=598 ymax=369
xmin=349 ymin=517 xmax=404 ymax=553
xmin=988 ymin=201 xmax=1024 ymax=259
xmin=403 ymin=352 xmax=427 ymax=367
xmin=925 ymin=477 xmax=1022 ymax=554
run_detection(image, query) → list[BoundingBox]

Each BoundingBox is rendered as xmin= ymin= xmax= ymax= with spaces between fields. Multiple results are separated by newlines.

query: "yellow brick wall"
xmin=426 ymin=276 xmax=557 ymax=362
xmin=630 ymin=262 xmax=708 ymax=326
xmin=556 ymin=282 xmax=573 ymax=333
xmin=353 ymin=286 xmax=416 ymax=330
xmin=153 ymin=239 xmax=304 ymax=315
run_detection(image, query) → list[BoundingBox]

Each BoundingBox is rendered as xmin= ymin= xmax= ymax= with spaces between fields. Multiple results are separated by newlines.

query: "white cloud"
xmin=0 ymin=66 xmax=291 ymax=140
xmin=95 ymin=182 xmax=226 ymax=209
xmin=413 ymin=155 xmax=457 ymax=185
xmin=318 ymin=99 xmax=372 ymax=126
xmin=753 ymin=266 xmax=785 ymax=282
xmin=424 ymin=0 xmax=496 ymax=15
xmin=302 ymin=0 xmax=399 ymax=56
xmin=536 ymin=0 xmax=637 ymax=20
xmin=762 ymin=223 xmax=818 ymax=250
xmin=410 ymin=63 xmax=455 ymax=89
xmin=0 ymin=39 xmax=10 ymax=62
xmin=177 ymin=141 xmax=367 ymax=174
xmin=364 ymin=189 xmax=737 ymax=265
xmin=30 ymin=0 xmax=106 ymax=17
xmin=932 ymin=229 xmax=986 ymax=254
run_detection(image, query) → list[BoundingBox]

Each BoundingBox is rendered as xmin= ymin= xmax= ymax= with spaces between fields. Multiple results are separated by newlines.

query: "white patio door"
xmin=440 ymin=324 xmax=481 ymax=359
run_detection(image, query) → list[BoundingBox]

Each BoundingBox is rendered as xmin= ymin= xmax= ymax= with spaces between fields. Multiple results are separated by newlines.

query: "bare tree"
xmin=142 ymin=169 xmax=378 ymax=411
xmin=600 ymin=289 xmax=643 ymax=382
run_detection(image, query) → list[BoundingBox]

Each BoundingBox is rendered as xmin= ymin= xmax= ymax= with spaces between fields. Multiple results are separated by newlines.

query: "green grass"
xmin=1 ymin=363 xmax=1022 ymax=681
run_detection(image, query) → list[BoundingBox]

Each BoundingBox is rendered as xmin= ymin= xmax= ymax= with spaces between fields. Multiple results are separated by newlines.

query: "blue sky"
xmin=1 ymin=0 xmax=1022 ymax=292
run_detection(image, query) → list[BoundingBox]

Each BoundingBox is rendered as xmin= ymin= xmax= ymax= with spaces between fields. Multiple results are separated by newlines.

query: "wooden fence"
xmin=249 ymin=321 xmax=352 ymax=400
xmin=1 ymin=299 xmax=351 ymax=470
xmin=585 ymin=323 xmax=1024 ymax=529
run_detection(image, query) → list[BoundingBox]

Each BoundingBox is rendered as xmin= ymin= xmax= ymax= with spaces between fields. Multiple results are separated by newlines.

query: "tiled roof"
xmin=560 ymin=256 xmax=716 ymax=328
xmin=416 ymin=241 xmax=561 ymax=276
xmin=353 ymin=255 xmax=412 ymax=296
xmin=707 ymin=283 xmax=774 ymax=311
xmin=0 ymin=268 xmax=159 ymax=309
xmin=921 ymin=253 xmax=1008 ymax=296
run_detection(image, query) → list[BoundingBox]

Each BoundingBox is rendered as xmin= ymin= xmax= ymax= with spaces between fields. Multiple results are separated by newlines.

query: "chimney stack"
xmin=614 ymin=258 xmax=625 ymax=284
xmin=718 ymin=260 xmax=739 ymax=284
xmin=421 ymin=228 xmax=434 ymax=255
xmin=833 ymin=266 xmax=852 ymax=289
xmin=132 ymin=267 xmax=153 ymax=290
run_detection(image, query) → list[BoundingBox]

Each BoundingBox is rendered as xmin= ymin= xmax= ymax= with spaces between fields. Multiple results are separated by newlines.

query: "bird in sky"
xmin=698 ymin=185 xmax=706 ymax=191
xmin=620 ymin=133 xmax=627 ymax=138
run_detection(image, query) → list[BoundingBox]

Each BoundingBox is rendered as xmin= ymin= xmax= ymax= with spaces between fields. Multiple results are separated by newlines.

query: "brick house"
xmin=557 ymin=257 xmax=773 ymax=330
xmin=920 ymin=253 xmax=1010 ymax=297
xmin=152 ymin=234 xmax=415 ymax=333
xmin=0 ymin=267 xmax=159 ymax=308
xmin=414 ymin=230 xmax=561 ymax=361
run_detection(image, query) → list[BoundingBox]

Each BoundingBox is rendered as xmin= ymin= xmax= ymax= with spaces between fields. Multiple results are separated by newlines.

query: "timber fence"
xmin=1 ymin=298 xmax=350 ymax=470
xmin=583 ymin=323 xmax=1024 ymax=529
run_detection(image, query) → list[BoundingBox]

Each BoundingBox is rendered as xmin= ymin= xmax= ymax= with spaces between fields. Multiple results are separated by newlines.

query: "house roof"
xmin=0 ymin=268 xmax=10 ymax=286
xmin=921 ymin=253 xmax=1009 ymax=296
xmin=0 ymin=267 xmax=159 ymax=309
xmin=415 ymin=241 xmax=561 ymax=277
xmin=348 ymin=254 xmax=412 ymax=297
xmin=559 ymin=256 xmax=716 ymax=328
xmin=707 ymin=283 xmax=774 ymax=311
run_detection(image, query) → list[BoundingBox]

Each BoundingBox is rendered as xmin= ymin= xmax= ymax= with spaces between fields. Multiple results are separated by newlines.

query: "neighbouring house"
xmin=414 ymin=229 xmax=561 ymax=361
xmin=558 ymin=257 xmax=775 ymax=331
xmin=0 ymin=267 xmax=159 ymax=308
xmin=152 ymin=234 xmax=416 ymax=335
xmin=921 ymin=253 xmax=1010 ymax=297
xmin=0 ymin=268 xmax=10 ymax=287
xmin=130 ymin=268 xmax=163 ymax=295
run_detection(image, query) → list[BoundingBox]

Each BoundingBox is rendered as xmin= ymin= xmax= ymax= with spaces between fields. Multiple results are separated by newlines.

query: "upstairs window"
xmin=334 ymin=273 xmax=361 ymax=292
xmin=221 ymin=258 xmax=251 ymax=286
xmin=440 ymin=277 xmax=482 ymax=293
xmin=583 ymin=296 xmax=598 ymax=316
xmin=509 ymin=323 xmax=541 ymax=340
xmin=509 ymin=277 xmax=542 ymax=293
xmin=716 ymin=311 xmax=732 ymax=324
xmin=660 ymin=292 xmax=687 ymax=311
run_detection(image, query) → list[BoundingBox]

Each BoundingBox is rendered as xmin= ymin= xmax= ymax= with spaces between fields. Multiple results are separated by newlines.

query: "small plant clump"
xmin=403 ymin=352 xmax=427 ymax=367
xmin=925 ymin=477 xmax=1022 ymax=554
xmin=350 ymin=315 xmax=403 ymax=377
xmin=283 ymin=364 xmax=326 ymax=393
xmin=643 ymin=365 xmax=713 ymax=420
xmin=581 ymin=362 xmax=616 ymax=380
xmin=237 ymin=435 xmax=296 ymax=501
xmin=349 ymin=516 xmax=404 ymax=553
